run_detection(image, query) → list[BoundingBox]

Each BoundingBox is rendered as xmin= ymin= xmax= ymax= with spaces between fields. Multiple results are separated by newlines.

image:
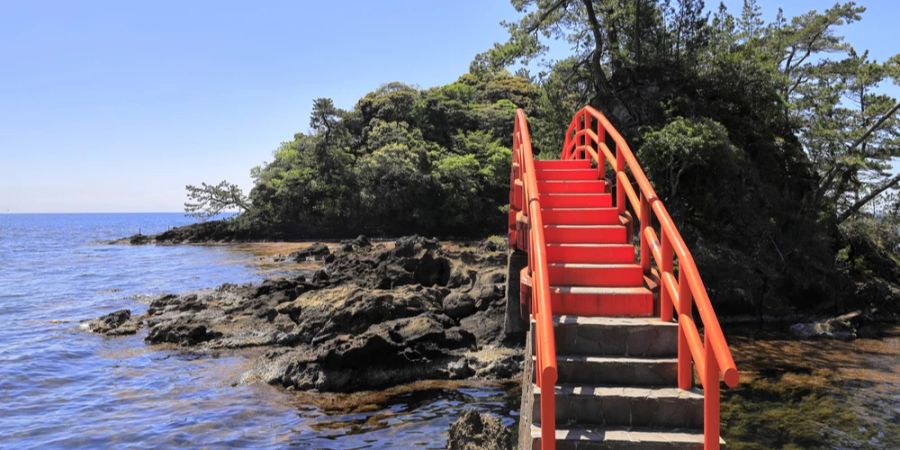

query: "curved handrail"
xmin=509 ymin=109 xmax=558 ymax=450
xmin=563 ymin=106 xmax=739 ymax=387
xmin=562 ymin=106 xmax=739 ymax=450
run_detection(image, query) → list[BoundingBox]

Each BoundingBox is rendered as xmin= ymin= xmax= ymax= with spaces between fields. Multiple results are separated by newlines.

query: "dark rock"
xmin=291 ymin=243 xmax=330 ymax=261
xmin=86 ymin=309 xmax=141 ymax=335
xmin=461 ymin=308 xmax=506 ymax=345
xmin=147 ymin=294 xmax=179 ymax=315
xmin=276 ymin=285 xmax=446 ymax=342
xmin=129 ymin=234 xmax=151 ymax=245
xmin=146 ymin=320 xmax=222 ymax=346
xmin=414 ymin=252 xmax=452 ymax=286
xmin=443 ymin=291 xmax=476 ymax=319
xmin=478 ymin=238 xmax=504 ymax=253
xmin=469 ymin=352 xmax=522 ymax=379
xmin=268 ymin=313 xmax=475 ymax=391
xmin=448 ymin=266 xmax=477 ymax=289
xmin=91 ymin=235 xmax=521 ymax=393
xmin=253 ymin=278 xmax=300 ymax=298
xmin=392 ymin=235 xmax=439 ymax=257
xmin=446 ymin=410 xmax=514 ymax=450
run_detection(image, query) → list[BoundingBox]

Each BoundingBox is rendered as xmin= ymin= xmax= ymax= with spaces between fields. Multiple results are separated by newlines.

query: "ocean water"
xmin=0 ymin=213 xmax=516 ymax=449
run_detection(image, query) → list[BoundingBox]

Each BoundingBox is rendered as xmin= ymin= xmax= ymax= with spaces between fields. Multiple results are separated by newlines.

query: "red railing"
xmin=563 ymin=106 xmax=739 ymax=450
xmin=508 ymin=109 xmax=558 ymax=450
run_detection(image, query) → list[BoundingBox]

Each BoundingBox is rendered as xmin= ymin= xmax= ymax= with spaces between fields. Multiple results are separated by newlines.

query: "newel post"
xmin=704 ymin=333 xmax=721 ymax=450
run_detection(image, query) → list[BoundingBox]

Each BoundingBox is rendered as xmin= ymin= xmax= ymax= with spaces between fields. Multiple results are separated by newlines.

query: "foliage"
xmin=183 ymin=181 xmax=250 ymax=220
xmin=222 ymin=71 xmax=539 ymax=238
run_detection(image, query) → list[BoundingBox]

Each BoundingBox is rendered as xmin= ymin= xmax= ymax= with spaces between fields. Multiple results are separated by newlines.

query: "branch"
xmin=846 ymin=101 xmax=900 ymax=155
xmin=525 ymin=0 xmax=569 ymax=34
xmin=816 ymin=101 xmax=900 ymax=197
xmin=837 ymin=173 xmax=900 ymax=223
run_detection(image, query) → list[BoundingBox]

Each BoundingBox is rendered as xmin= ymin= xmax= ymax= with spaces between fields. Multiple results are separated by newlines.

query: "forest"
xmin=183 ymin=0 xmax=898 ymax=317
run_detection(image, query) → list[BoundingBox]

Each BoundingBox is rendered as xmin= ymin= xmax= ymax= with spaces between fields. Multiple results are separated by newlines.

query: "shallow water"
xmin=722 ymin=327 xmax=899 ymax=450
xmin=0 ymin=214 xmax=516 ymax=449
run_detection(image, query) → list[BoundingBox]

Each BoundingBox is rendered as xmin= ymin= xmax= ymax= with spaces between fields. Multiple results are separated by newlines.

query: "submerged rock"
xmin=446 ymin=409 xmax=514 ymax=450
xmin=790 ymin=311 xmax=863 ymax=340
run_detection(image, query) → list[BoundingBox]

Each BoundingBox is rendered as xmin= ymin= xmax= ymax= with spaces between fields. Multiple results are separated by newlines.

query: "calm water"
xmin=0 ymin=213 xmax=515 ymax=449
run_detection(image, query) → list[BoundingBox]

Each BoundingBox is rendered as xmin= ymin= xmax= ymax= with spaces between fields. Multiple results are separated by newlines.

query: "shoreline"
xmin=86 ymin=235 xmax=524 ymax=394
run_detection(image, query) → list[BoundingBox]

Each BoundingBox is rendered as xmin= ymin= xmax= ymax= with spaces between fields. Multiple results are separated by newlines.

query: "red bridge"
xmin=508 ymin=106 xmax=739 ymax=449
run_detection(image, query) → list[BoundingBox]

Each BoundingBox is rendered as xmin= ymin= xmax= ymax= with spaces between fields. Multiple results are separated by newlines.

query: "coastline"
xmin=87 ymin=235 xmax=524 ymax=393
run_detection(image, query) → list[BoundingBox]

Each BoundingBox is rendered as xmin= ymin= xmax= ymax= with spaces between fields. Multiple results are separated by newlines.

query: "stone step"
xmin=529 ymin=424 xmax=724 ymax=450
xmin=552 ymin=316 xmax=677 ymax=357
xmin=550 ymin=286 xmax=653 ymax=316
xmin=553 ymin=355 xmax=677 ymax=386
xmin=538 ymin=180 xmax=607 ymax=194
xmin=534 ymin=384 xmax=704 ymax=429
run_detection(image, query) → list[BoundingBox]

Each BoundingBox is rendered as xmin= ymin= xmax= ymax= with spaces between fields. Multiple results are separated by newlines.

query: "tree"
xmin=184 ymin=181 xmax=251 ymax=219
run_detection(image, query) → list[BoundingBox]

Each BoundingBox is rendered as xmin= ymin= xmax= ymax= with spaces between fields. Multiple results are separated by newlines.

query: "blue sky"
xmin=1 ymin=1 xmax=896 ymax=213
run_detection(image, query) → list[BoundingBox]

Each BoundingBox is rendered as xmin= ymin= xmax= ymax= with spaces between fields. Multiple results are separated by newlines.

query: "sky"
xmin=1 ymin=1 xmax=897 ymax=213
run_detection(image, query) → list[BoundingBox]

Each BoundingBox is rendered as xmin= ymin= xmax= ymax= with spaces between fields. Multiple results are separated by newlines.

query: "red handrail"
xmin=508 ymin=109 xmax=557 ymax=450
xmin=562 ymin=106 xmax=739 ymax=450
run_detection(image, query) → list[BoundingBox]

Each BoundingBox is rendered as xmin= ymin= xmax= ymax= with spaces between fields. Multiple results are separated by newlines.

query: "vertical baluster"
xmin=580 ymin=111 xmax=587 ymax=160
xmin=660 ymin=231 xmax=673 ymax=321
xmin=596 ymin=118 xmax=605 ymax=178
xmin=704 ymin=333 xmax=721 ymax=450
xmin=639 ymin=194 xmax=651 ymax=275
xmin=541 ymin=389 xmax=556 ymax=450
xmin=678 ymin=270 xmax=693 ymax=390
xmin=615 ymin=145 xmax=625 ymax=216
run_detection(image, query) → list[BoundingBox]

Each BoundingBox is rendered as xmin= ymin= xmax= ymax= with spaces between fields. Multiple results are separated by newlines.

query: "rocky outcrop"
xmin=289 ymin=242 xmax=330 ymax=261
xmin=85 ymin=309 xmax=141 ymax=335
xmin=446 ymin=409 xmax=514 ymax=450
xmin=88 ymin=236 xmax=523 ymax=392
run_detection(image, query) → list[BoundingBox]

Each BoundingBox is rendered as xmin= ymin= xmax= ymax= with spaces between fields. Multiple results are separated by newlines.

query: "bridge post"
xmin=504 ymin=248 xmax=529 ymax=336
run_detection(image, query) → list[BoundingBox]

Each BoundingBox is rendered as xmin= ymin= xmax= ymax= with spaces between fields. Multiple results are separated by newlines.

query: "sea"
xmin=0 ymin=213 xmax=516 ymax=449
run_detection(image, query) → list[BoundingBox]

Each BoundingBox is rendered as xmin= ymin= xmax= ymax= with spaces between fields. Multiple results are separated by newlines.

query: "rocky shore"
xmin=87 ymin=235 xmax=523 ymax=393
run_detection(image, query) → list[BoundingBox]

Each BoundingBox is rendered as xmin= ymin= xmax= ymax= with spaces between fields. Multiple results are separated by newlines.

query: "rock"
xmin=789 ymin=311 xmax=862 ymax=340
xmin=464 ymin=346 xmax=523 ymax=380
xmin=86 ymin=309 xmax=141 ymax=335
xmin=90 ymin=235 xmax=521 ymax=393
xmin=460 ymin=308 xmax=506 ymax=345
xmin=445 ymin=357 xmax=474 ymax=379
xmin=291 ymin=243 xmax=330 ymax=261
xmin=392 ymin=235 xmax=439 ymax=257
xmin=446 ymin=410 xmax=514 ymax=450
xmin=353 ymin=234 xmax=371 ymax=247
xmin=414 ymin=252 xmax=452 ymax=287
xmin=146 ymin=319 xmax=222 ymax=346
xmin=276 ymin=285 xmax=446 ymax=343
xmin=443 ymin=291 xmax=476 ymax=319
xmin=478 ymin=237 xmax=504 ymax=253
xmin=129 ymin=234 xmax=151 ymax=245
